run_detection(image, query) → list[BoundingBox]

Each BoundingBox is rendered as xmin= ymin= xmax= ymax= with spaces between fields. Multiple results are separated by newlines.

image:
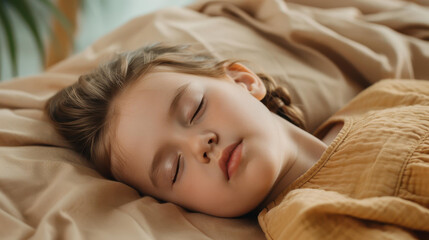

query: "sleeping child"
xmin=45 ymin=43 xmax=429 ymax=239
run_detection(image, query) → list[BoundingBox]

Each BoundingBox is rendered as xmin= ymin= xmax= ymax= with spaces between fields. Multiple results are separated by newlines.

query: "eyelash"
xmin=172 ymin=154 xmax=181 ymax=184
xmin=190 ymin=97 xmax=205 ymax=124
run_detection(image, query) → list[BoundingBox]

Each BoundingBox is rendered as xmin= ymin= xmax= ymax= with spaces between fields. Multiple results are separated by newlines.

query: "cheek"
xmin=171 ymin=182 xmax=228 ymax=215
xmin=171 ymin=158 xmax=278 ymax=216
xmin=241 ymin=155 xmax=277 ymax=194
xmin=174 ymin=169 xmax=226 ymax=200
xmin=240 ymin=148 xmax=278 ymax=196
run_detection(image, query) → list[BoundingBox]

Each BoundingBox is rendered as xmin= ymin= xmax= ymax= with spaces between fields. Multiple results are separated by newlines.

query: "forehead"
xmin=115 ymin=70 xmax=193 ymax=117
xmin=126 ymin=71 xmax=185 ymax=96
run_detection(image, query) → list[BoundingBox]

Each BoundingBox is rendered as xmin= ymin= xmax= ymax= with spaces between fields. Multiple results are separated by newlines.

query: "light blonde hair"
xmin=46 ymin=43 xmax=305 ymax=179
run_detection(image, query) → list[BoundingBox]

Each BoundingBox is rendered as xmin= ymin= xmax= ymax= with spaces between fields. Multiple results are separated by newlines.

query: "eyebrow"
xmin=149 ymin=82 xmax=191 ymax=187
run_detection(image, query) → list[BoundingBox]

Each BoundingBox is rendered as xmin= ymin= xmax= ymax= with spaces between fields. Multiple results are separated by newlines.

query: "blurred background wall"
xmin=0 ymin=0 xmax=194 ymax=81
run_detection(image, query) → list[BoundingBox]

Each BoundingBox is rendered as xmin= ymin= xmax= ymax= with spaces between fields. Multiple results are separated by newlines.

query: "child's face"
xmin=112 ymin=64 xmax=292 ymax=217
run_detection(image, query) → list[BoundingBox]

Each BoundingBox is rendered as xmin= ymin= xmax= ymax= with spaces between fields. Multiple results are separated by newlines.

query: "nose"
xmin=186 ymin=131 xmax=217 ymax=163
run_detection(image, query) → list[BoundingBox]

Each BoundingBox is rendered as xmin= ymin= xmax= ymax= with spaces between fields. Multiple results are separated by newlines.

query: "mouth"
xmin=218 ymin=140 xmax=243 ymax=181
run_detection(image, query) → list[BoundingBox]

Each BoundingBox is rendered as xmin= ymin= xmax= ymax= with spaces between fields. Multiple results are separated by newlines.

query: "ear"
xmin=225 ymin=63 xmax=266 ymax=100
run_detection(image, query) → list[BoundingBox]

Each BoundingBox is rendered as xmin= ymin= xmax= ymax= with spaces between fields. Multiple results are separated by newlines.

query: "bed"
xmin=1 ymin=0 xmax=428 ymax=239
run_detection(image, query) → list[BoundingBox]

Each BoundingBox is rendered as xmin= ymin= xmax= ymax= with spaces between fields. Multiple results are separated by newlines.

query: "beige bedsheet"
xmin=1 ymin=0 xmax=428 ymax=239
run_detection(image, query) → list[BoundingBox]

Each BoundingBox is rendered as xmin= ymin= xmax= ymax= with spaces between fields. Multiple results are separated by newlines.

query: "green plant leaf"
xmin=0 ymin=0 xmax=77 ymax=79
xmin=0 ymin=3 xmax=18 ymax=76
xmin=7 ymin=0 xmax=46 ymax=63
xmin=0 ymin=38 xmax=2 ymax=79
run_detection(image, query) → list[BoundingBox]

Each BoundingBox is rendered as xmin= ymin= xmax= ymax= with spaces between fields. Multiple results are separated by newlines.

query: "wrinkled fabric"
xmin=1 ymin=0 xmax=429 ymax=239
xmin=259 ymin=80 xmax=429 ymax=239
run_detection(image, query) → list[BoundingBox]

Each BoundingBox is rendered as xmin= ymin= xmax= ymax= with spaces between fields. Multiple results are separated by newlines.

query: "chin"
xmin=199 ymin=197 xmax=264 ymax=218
xmin=206 ymin=204 xmax=256 ymax=218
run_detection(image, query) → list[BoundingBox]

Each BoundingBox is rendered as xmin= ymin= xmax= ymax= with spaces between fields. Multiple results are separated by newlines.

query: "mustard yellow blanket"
xmin=259 ymin=79 xmax=429 ymax=239
xmin=1 ymin=0 xmax=429 ymax=239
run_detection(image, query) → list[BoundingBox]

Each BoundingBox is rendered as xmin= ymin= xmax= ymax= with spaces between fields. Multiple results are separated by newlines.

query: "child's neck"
xmin=258 ymin=115 xmax=327 ymax=210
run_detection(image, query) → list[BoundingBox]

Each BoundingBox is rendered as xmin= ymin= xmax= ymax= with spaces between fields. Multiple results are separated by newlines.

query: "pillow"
xmin=1 ymin=0 xmax=428 ymax=239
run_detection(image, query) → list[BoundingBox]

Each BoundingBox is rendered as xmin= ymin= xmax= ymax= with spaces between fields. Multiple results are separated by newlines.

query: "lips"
xmin=218 ymin=140 xmax=243 ymax=180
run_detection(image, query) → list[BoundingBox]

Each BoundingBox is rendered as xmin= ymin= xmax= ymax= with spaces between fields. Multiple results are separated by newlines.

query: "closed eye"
xmin=191 ymin=97 xmax=205 ymax=123
xmin=172 ymin=155 xmax=181 ymax=184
